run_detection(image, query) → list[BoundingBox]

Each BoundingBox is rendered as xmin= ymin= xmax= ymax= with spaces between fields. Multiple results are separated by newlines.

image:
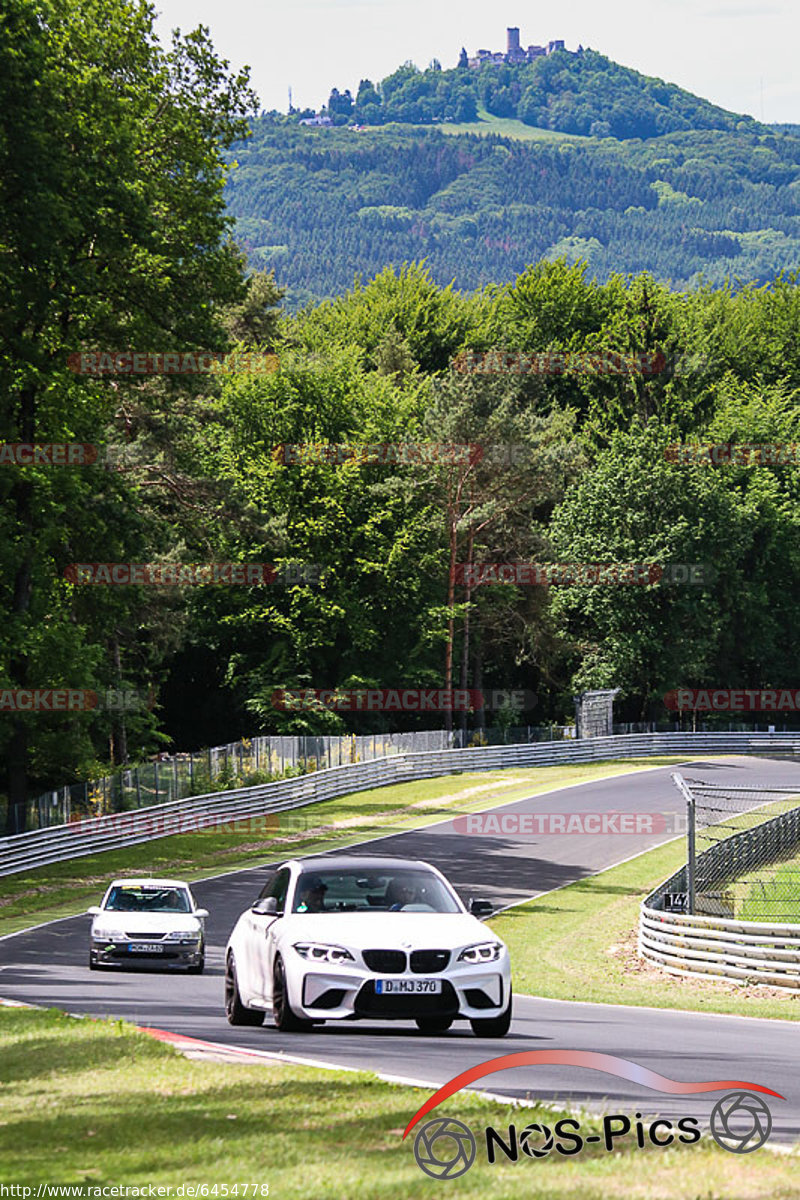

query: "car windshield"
xmin=291 ymin=869 xmax=460 ymax=914
xmin=104 ymin=885 xmax=191 ymax=913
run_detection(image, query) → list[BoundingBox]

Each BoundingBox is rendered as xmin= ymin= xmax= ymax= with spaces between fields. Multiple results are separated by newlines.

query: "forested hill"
xmin=319 ymin=49 xmax=759 ymax=140
xmin=224 ymin=118 xmax=800 ymax=306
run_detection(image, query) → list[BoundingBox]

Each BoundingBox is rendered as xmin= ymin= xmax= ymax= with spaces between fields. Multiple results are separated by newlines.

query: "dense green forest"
xmin=320 ymin=49 xmax=759 ymax=140
xmin=4 ymin=0 xmax=800 ymax=830
xmin=226 ymin=120 xmax=800 ymax=302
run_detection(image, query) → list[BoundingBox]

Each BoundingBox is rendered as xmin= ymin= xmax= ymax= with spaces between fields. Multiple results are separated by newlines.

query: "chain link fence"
xmin=10 ymin=719 xmax=799 ymax=836
xmin=678 ymin=776 xmax=800 ymax=922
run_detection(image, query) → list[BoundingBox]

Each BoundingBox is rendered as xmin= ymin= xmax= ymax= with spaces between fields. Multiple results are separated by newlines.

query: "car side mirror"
xmin=251 ymin=897 xmax=279 ymax=916
xmin=194 ymin=908 xmax=209 ymax=919
xmin=86 ymin=906 xmax=101 ymax=916
xmin=470 ymin=898 xmax=493 ymax=918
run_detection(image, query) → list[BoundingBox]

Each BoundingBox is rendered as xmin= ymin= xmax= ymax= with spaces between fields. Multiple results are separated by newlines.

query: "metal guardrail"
xmin=638 ymin=907 xmax=800 ymax=989
xmin=639 ymin=769 xmax=800 ymax=989
xmin=3 ymin=730 xmax=800 ymax=878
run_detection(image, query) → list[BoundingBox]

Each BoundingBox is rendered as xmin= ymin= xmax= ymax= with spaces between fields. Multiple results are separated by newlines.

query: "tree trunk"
xmin=443 ymin=504 xmax=458 ymax=734
xmin=474 ymin=637 xmax=485 ymax=734
xmin=459 ymin=528 xmax=474 ymax=742
xmin=111 ymin=634 xmax=128 ymax=765
xmin=5 ymin=383 xmax=36 ymax=834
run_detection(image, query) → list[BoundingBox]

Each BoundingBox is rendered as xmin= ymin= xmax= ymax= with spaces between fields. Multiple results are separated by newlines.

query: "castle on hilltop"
xmin=464 ymin=28 xmax=578 ymax=68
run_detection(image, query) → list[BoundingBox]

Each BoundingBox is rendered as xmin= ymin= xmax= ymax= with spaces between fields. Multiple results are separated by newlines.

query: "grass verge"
xmin=0 ymin=1006 xmax=796 ymax=1198
xmin=490 ymin=839 xmax=800 ymax=1021
xmin=0 ymin=757 xmax=688 ymax=940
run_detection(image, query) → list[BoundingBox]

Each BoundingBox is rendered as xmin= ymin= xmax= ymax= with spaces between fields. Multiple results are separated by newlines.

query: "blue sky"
xmin=153 ymin=0 xmax=799 ymax=124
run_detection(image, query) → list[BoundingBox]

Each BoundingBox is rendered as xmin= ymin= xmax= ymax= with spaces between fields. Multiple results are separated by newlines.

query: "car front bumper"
xmin=295 ymin=959 xmax=510 ymax=1021
xmin=90 ymin=940 xmax=203 ymax=968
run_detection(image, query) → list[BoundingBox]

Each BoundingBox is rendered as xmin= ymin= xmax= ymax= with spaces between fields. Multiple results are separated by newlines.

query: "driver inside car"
xmin=386 ymin=879 xmax=420 ymax=910
xmin=295 ymin=877 xmax=328 ymax=913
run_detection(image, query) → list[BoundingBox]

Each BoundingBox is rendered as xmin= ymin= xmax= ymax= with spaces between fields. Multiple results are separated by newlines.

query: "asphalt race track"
xmin=2 ymin=756 xmax=798 ymax=1142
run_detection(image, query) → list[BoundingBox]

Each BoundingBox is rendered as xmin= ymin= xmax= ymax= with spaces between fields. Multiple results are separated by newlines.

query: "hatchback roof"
xmin=107 ymin=878 xmax=190 ymax=889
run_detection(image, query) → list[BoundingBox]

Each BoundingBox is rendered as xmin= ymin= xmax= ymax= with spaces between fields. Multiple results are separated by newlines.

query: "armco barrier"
xmin=638 ymin=905 xmax=800 ymax=990
xmin=2 ymin=731 xmax=800 ymax=878
xmin=639 ymin=771 xmax=800 ymax=989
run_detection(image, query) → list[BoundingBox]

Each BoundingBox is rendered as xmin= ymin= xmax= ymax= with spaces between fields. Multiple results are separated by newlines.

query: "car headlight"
xmin=293 ymin=942 xmax=354 ymax=963
xmin=164 ymin=929 xmax=201 ymax=941
xmin=92 ymin=927 xmax=126 ymax=941
xmin=457 ymin=941 xmax=503 ymax=963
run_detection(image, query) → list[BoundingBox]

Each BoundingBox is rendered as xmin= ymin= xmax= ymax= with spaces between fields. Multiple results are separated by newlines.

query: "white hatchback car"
xmin=87 ymin=877 xmax=208 ymax=972
xmin=224 ymin=855 xmax=512 ymax=1036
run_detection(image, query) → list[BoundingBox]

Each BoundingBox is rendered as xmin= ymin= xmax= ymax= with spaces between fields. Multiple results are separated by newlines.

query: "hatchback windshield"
xmin=104 ymin=885 xmax=191 ymax=913
xmin=291 ymin=869 xmax=460 ymax=914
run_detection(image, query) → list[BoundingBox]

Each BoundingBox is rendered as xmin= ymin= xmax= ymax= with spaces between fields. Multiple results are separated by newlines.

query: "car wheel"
xmin=415 ymin=1017 xmax=453 ymax=1034
xmin=272 ymin=955 xmax=311 ymax=1032
xmin=225 ymin=954 xmax=264 ymax=1026
xmin=469 ymin=990 xmax=512 ymax=1038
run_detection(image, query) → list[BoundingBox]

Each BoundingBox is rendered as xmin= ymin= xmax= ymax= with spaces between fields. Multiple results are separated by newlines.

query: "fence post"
xmin=154 ymin=760 xmax=159 ymax=806
xmin=672 ymin=772 xmax=696 ymax=915
xmin=686 ymin=797 xmax=696 ymax=916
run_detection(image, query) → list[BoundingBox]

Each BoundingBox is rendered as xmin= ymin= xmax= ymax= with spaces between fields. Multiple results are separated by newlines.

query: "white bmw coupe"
xmin=224 ymin=855 xmax=512 ymax=1036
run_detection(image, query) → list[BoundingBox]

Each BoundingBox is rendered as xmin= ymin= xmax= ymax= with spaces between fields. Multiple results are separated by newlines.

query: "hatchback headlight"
xmin=457 ymin=941 xmax=503 ymax=963
xmin=293 ymin=942 xmax=354 ymax=963
xmin=92 ymin=927 xmax=126 ymax=941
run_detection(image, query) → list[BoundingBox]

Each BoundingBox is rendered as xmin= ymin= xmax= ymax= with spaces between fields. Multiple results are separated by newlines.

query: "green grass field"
xmin=688 ymin=797 xmax=800 ymax=923
xmin=367 ymin=107 xmax=592 ymax=143
xmin=735 ymin=845 xmax=800 ymax=924
xmin=0 ymin=758 xmax=689 ymax=939
xmin=490 ymin=840 xmax=800 ymax=1021
xmin=1 ymin=1006 xmax=796 ymax=1198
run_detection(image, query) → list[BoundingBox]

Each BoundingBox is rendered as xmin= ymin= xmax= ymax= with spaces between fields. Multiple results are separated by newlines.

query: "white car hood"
xmin=278 ymin=911 xmax=498 ymax=952
xmin=93 ymin=912 xmax=201 ymax=934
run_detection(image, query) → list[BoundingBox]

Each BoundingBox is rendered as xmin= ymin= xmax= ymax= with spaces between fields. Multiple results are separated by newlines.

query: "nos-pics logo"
xmin=404 ymin=1051 xmax=782 ymax=1179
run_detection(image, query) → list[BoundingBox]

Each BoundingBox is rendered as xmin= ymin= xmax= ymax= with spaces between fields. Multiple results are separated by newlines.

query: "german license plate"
xmin=128 ymin=943 xmax=164 ymax=953
xmin=375 ymin=978 xmax=441 ymax=994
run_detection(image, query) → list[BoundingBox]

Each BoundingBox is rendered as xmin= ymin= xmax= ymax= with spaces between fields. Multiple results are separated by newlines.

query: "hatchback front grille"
xmin=362 ymin=949 xmax=406 ymax=973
